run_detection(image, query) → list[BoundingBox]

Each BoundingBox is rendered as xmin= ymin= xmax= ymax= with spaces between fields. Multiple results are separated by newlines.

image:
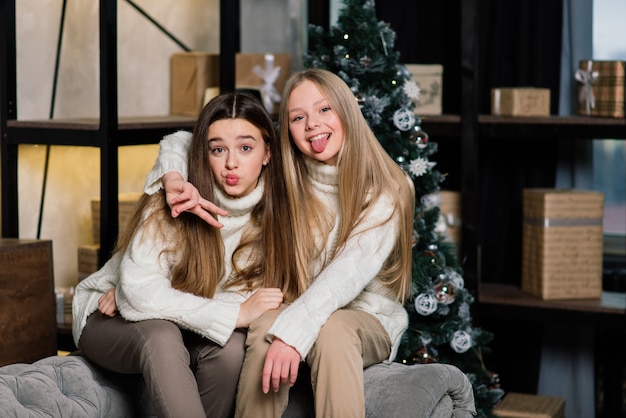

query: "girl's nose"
xmin=226 ymin=155 xmax=238 ymax=169
xmin=306 ymin=117 xmax=320 ymax=130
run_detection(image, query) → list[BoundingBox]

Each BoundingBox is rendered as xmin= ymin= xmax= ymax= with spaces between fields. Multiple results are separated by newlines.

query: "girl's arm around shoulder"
xmin=144 ymin=130 xmax=192 ymax=195
xmin=267 ymin=195 xmax=400 ymax=358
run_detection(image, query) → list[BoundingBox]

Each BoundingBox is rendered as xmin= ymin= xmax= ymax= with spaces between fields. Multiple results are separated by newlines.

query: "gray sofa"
xmin=0 ymin=353 xmax=476 ymax=417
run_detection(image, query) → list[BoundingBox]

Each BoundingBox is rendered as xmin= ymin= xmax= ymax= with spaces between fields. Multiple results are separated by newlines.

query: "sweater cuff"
xmin=143 ymin=131 xmax=191 ymax=195
xmin=181 ymin=301 xmax=241 ymax=346
xmin=267 ymin=318 xmax=317 ymax=359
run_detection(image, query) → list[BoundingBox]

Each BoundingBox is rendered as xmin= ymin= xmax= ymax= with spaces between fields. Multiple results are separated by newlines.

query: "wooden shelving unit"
xmin=0 ymin=0 xmax=238 ymax=262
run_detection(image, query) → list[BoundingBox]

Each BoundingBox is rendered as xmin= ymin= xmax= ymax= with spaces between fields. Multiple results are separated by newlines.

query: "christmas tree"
xmin=304 ymin=0 xmax=504 ymax=416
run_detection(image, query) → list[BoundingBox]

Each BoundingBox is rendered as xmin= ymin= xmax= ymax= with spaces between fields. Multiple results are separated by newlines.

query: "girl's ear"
xmin=263 ymin=148 xmax=271 ymax=166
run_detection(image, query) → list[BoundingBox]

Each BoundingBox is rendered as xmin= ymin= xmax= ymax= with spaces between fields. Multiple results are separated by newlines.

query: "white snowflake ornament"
xmin=404 ymin=79 xmax=421 ymax=101
xmin=408 ymin=158 xmax=436 ymax=177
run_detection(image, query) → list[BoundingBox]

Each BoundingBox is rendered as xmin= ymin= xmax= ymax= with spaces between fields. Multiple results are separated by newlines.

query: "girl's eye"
xmin=210 ymin=147 xmax=224 ymax=154
xmin=241 ymin=145 xmax=252 ymax=152
xmin=291 ymin=115 xmax=303 ymax=122
xmin=321 ymin=106 xmax=331 ymax=113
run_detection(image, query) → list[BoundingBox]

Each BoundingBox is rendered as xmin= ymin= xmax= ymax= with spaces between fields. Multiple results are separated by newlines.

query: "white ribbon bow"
xmin=575 ymin=60 xmax=599 ymax=115
xmin=253 ymin=54 xmax=282 ymax=113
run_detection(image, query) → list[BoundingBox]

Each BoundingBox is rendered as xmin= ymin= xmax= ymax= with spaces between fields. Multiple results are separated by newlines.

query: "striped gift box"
xmin=576 ymin=60 xmax=625 ymax=118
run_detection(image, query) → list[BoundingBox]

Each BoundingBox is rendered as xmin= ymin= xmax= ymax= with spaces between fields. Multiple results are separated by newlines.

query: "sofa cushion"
xmin=0 ymin=355 xmax=476 ymax=417
xmin=0 ymin=355 xmax=151 ymax=417
xmin=363 ymin=362 xmax=476 ymax=418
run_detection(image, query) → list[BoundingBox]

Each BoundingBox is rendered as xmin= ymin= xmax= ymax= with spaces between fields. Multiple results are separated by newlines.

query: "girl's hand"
xmin=97 ymin=288 xmax=118 ymax=317
xmin=262 ymin=338 xmax=301 ymax=394
xmin=236 ymin=288 xmax=284 ymax=328
xmin=162 ymin=172 xmax=227 ymax=228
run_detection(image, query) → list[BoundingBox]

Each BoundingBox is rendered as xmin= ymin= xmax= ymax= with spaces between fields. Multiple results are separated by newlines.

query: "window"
xmin=592 ymin=0 xmax=626 ymax=285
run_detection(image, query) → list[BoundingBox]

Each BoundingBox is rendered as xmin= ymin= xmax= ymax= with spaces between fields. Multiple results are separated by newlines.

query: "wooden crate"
xmin=0 ymin=239 xmax=56 ymax=366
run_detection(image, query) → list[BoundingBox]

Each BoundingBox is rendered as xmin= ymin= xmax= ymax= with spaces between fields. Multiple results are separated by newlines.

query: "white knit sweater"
xmin=72 ymin=133 xmax=263 ymax=348
xmin=266 ymin=158 xmax=408 ymax=362
xmin=141 ymin=132 xmax=409 ymax=362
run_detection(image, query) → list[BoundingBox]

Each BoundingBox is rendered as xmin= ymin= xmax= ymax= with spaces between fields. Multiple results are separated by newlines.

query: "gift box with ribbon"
xmin=521 ymin=188 xmax=604 ymax=300
xmin=576 ymin=60 xmax=625 ymax=118
xmin=235 ymin=53 xmax=291 ymax=116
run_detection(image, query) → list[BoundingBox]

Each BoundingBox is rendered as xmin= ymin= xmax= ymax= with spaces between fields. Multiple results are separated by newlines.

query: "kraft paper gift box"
xmin=91 ymin=192 xmax=142 ymax=245
xmin=521 ymin=188 xmax=604 ymax=300
xmin=170 ymin=52 xmax=220 ymax=117
xmin=493 ymin=392 xmax=565 ymax=418
xmin=576 ymin=60 xmax=626 ymax=118
xmin=491 ymin=88 xmax=550 ymax=116
xmin=235 ymin=53 xmax=291 ymax=116
xmin=405 ymin=64 xmax=443 ymax=115
xmin=439 ymin=190 xmax=462 ymax=252
xmin=78 ymin=244 xmax=100 ymax=281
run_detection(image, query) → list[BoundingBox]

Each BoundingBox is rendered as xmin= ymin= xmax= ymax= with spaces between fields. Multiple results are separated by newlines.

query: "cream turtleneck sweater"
xmin=72 ymin=133 xmax=263 ymax=348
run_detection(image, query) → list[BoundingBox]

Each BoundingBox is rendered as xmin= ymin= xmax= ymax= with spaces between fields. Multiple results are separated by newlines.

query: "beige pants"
xmin=235 ymin=306 xmax=391 ymax=418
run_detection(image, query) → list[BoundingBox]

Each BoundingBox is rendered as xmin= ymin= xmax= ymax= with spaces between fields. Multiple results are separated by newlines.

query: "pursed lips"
xmin=225 ymin=174 xmax=239 ymax=186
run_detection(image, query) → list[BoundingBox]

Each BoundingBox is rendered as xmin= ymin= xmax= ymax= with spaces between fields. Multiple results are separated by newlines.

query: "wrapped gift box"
xmin=439 ymin=190 xmax=462 ymax=251
xmin=491 ymin=88 xmax=550 ymax=116
xmin=170 ymin=52 xmax=220 ymax=116
xmin=78 ymin=244 xmax=100 ymax=281
xmin=521 ymin=188 xmax=604 ymax=300
xmin=170 ymin=52 xmax=291 ymax=117
xmin=405 ymin=64 xmax=443 ymax=115
xmin=92 ymin=192 xmax=143 ymax=245
xmin=235 ymin=53 xmax=291 ymax=115
xmin=576 ymin=60 xmax=626 ymax=118
xmin=493 ymin=392 xmax=565 ymax=418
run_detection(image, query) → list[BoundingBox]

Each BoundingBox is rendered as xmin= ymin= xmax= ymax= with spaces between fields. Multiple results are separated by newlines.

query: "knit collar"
xmin=214 ymin=177 xmax=264 ymax=217
xmin=303 ymin=157 xmax=338 ymax=188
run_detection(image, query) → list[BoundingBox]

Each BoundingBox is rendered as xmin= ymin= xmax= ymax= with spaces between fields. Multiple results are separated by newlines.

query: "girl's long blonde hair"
xmin=115 ymin=92 xmax=296 ymax=299
xmin=278 ymin=69 xmax=415 ymax=302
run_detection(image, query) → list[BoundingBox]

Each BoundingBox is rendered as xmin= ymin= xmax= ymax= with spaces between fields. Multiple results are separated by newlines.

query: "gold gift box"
xmin=170 ymin=52 xmax=220 ymax=117
xmin=521 ymin=188 xmax=604 ymax=300
xmin=491 ymin=88 xmax=550 ymax=117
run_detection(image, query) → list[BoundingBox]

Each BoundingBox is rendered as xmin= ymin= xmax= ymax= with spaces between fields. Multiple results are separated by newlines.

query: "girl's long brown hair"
xmin=115 ymin=92 xmax=297 ymax=299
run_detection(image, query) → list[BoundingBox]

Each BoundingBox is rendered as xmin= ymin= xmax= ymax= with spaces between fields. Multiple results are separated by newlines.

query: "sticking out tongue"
xmin=311 ymin=136 xmax=329 ymax=153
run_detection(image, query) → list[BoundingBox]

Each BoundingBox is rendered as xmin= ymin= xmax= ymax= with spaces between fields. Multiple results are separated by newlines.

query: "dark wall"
xmin=376 ymin=0 xmax=564 ymax=284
